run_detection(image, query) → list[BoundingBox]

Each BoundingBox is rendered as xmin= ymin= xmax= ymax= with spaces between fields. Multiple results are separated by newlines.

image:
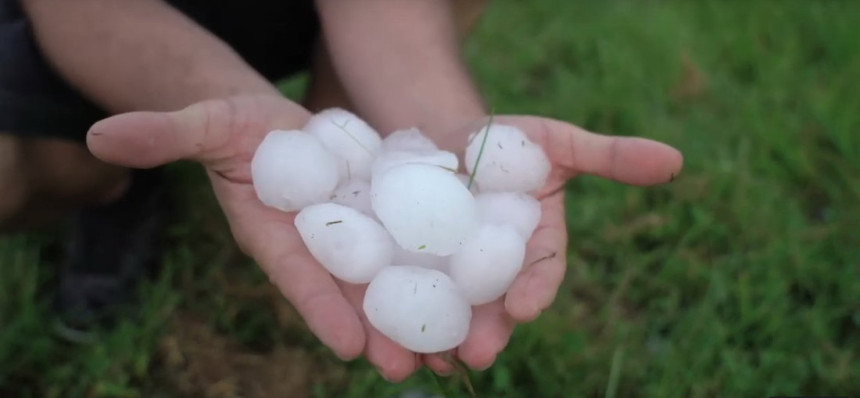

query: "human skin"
xmin=18 ymin=0 xmax=683 ymax=381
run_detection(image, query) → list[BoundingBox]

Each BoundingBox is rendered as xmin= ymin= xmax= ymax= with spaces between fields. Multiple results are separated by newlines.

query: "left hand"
xmin=420 ymin=116 xmax=683 ymax=374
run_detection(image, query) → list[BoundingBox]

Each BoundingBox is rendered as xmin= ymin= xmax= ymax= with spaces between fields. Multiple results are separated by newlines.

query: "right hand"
xmin=86 ymin=95 xmax=424 ymax=381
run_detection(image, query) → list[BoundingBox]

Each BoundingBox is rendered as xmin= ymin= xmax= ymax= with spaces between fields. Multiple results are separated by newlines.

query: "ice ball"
xmin=449 ymin=223 xmax=527 ymax=305
xmin=464 ymin=123 xmax=550 ymax=193
xmin=382 ymin=127 xmax=438 ymax=152
xmin=474 ymin=192 xmax=542 ymax=239
xmin=371 ymin=163 xmax=478 ymax=256
xmin=294 ymin=203 xmax=393 ymax=284
xmin=303 ymin=108 xmax=382 ymax=181
xmin=251 ymin=130 xmax=339 ymax=212
xmin=371 ymin=149 xmax=458 ymax=180
xmin=363 ymin=266 xmax=471 ymax=353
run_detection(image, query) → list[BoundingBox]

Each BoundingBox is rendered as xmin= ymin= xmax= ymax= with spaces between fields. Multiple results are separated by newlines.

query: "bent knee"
xmin=0 ymin=134 xmax=31 ymax=226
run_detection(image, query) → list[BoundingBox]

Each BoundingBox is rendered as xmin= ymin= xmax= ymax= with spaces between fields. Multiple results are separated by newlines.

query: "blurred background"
xmin=1 ymin=0 xmax=858 ymax=397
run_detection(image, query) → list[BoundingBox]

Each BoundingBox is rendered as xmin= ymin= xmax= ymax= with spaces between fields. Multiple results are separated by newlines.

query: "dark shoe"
xmin=53 ymin=168 xmax=169 ymax=343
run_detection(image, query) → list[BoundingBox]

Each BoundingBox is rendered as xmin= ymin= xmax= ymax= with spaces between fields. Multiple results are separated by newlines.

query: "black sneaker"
xmin=52 ymin=168 xmax=169 ymax=343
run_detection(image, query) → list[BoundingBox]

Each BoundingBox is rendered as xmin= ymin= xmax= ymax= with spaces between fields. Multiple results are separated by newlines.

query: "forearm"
xmin=315 ymin=0 xmax=487 ymax=149
xmin=22 ymin=0 xmax=280 ymax=113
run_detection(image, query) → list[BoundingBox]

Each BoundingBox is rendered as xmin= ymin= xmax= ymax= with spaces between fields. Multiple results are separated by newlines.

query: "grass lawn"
xmin=1 ymin=0 xmax=858 ymax=397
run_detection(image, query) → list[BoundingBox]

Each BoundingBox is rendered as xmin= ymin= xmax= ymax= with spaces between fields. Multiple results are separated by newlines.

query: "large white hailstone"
xmin=371 ymin=164 xmax=478 ymax=256
xmin=294 ymin=203 xmax=393 ymax=284
xmin=382 ymin=127 xmax=438 ymax=152
xmin=251 ymin=130 xmax=340 ymax=212
xmin=392 ymin=246 xmax=449 ymax=273
xmin=303 ymin=108 xmax=382 ymax=181
xmin=329 ymin=179 xmax=374 ymax=217
xmin=363 ymin=266 xmax=471 ymax=353
xmin=449 ymin=223 xmax=527 ymax=305
xmin=474 ymin=192 xmax=542 ymax=239
xmin=371 ymin=149 xmax=458 ymax=180
xmin=464 ymin=123 xmax=551 ymax=193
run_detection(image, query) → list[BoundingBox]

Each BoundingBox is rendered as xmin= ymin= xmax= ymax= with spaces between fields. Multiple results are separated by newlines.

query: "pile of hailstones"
xmin=251 ymin=109 xmax=550 ymax=354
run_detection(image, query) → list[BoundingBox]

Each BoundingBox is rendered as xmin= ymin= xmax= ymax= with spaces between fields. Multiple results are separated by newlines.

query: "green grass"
xmin=2 ymin=0 xmax=859 ymax=396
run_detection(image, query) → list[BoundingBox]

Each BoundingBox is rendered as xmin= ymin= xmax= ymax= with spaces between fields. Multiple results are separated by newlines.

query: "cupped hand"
xmin=86 ymin=96 xmax=682 ymax=381
xmin=87 ymin=95 xmax=418 ymax=380
xmin=421 ymin=116 xmax=683 ymax=374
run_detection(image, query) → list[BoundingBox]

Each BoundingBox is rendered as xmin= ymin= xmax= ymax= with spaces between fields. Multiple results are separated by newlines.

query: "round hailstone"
xmin=449 ymin=223 xmax=527 ymax=305
xmin=474 ymin=192 xmax=542 ymax=239
xmin=294 ymin=203 xmax=393 ymax=284
xmin=464 ymin=123 xmax=550 ymax=193
xmin=382 ymin=127 xmax=438 ymax=152
xmin=251 ymin=130 xmax=339 ymax=212
xmin=330 ymin=179 xmax=374 ymax=217
xmin=371 ymin=163 xmax=478 ymax=256
xmin=371 ymin=149 xmax=458 ymax=180
xmin=303 ymin=108 xmax=382 ymax=181
xmin=392 ymin=246 xmax=449 ymax=273
xmin=363 ymin=266 xmax=471 ymax=353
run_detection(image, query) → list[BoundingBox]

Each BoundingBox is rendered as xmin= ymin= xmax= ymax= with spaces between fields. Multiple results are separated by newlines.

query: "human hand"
xmin=86 ymin=95 xmax=404 ymax=374
xmin=420 ymin=116 xmax=683 ymax=374
xmin=86 ymin=98 xmax=682 ymax=381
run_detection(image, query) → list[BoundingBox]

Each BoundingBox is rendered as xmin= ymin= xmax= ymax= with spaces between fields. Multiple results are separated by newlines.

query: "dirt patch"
xmin=154 ymin=284 xmax=349 ymax=398
xmin=156 ymin=313 xmax=311 ymax=398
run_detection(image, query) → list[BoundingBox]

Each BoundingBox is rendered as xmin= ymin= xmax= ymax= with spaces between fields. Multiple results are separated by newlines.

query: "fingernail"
xmin=435 ymin=369 xmax=453 ymax=377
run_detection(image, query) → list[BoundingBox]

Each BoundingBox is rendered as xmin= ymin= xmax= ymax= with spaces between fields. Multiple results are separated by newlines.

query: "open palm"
xmin=86 ymin=95 xmax=682 ymax=381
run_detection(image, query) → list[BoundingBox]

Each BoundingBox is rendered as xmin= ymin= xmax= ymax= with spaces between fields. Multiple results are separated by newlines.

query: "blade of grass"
xmin=467 ymin=111 xmax=495 ymax=190
xmin=604 ymin=345 xmax=625 ymax=398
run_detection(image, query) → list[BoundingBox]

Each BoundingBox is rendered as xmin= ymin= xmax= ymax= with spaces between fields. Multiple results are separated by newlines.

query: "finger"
xmin=456 ymin=300 xmax=515 ymax=371
xmin=500 ymin=116 xmax=684 ymax=186
xmin=214 ymin=180 xmax=365 ymax=360
xmin=86 ymin=96 xmax=309 ymax=169
xmin=339 ymin=281 xmax=419 ymax=382
xmin=87 ymin=99 xmax=235 ymax=168
xmin=423 ymin=352 xmax=455 ymax=376
xmin=505 ymin=191 xmax=568 ymax=322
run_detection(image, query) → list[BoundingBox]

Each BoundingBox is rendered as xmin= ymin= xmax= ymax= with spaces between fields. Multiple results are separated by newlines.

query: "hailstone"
xmin=363 ymin=266 xmax=471 ymax=353
xmin=251 ymin=130 xmax=339 ymax=212
xmin=303 ymin=108 xmax=382 ymax=181
xmin=449 ymin=223 xmax=527 ymax=305
xmin=464 ymin=123 xmax=550 ymax=193
xmin=294 ymin=203 xmax=393 ymax=284
xmin=382 ymin=127 xmax=438 ymax=152
xmin=474 ymin=192 xmax=542 ymax=239
xmin=371 ymin=163 xmax=478 ymax=255
xmin=371 ymin=149 xmax=459 ymax=180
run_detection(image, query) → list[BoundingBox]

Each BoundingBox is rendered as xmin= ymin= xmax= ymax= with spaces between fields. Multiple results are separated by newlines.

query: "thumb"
xmin=86 ymin=99 xmax=235 ymax=168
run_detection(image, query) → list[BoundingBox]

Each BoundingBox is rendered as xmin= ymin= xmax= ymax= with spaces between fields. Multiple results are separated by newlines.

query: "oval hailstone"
xmin=474 ymin=192 xmax=542 ymax=239
xmin=382 ymin=127 xmax=438 ymax=152
xmin=371 ymin=163 xmax=478 ymax=256
xmin=449 ymin=223 xmax=527 ymax=305
xmin=363 ymin=266 xmax=471 ymax=353
xmin=294 ymin=203 xmax=393 ymax=284
xmin=464 ymin=123 xmax=550 ymax=193
xmin=303 ymin=108 xmax=382 ymax=181
xmin=371 ymin=149 xmax=459 ymax=180
xmin=251 ymin=130 xmax=339 ymax=212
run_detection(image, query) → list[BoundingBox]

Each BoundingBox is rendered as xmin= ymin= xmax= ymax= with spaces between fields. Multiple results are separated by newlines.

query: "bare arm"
xmin=314 ymin=0 xmax=488 ymax=149
xmin=22 ymin=0 xmax=283 ymax=113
